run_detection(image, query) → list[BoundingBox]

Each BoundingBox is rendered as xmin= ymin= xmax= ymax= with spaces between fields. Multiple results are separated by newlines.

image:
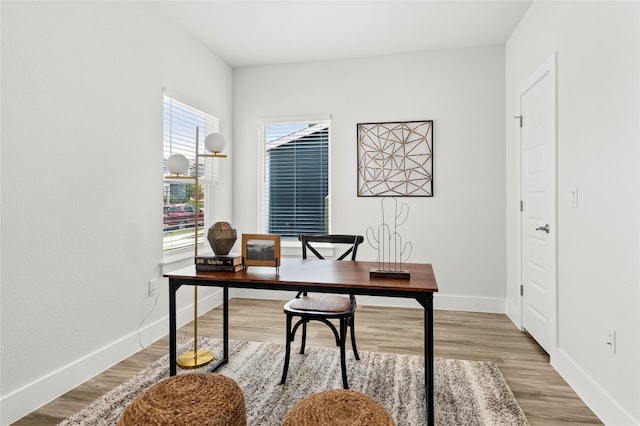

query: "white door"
xmin=519 ymin=57 xmax=556 ymax=354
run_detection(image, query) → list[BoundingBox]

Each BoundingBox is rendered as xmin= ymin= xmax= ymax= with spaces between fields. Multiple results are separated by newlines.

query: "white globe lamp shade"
xmin=167 ymin=153 xmax=189 ymax=175
xmin=205 ymin=133 xmax=226 ymax=153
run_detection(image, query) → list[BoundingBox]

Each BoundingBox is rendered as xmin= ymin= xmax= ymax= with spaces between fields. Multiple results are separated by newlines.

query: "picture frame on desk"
xmin=242 ymin=233 xmax=281 ymax=268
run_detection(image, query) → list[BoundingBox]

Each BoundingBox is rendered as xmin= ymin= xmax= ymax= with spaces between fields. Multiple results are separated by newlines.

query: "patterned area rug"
xmin=59 ymin=338 xmax=528 ymax=425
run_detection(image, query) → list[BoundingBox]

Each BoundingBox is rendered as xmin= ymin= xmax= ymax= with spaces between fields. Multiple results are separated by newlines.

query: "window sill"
xmin=162 ymin=239 xmax=341 ymax=269
xmin=161 ymin=244 xmax=213 ymax=273
xmin=280 ymin=240 xmax=302 ymax=258
xmin=281 ymin=240 xmax=339 ymax=259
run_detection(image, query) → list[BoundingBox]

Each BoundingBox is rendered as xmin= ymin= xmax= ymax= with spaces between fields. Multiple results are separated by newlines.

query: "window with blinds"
xmin=163 ymin=94 xmax=218 ymax=253
xmin=262 ymin=120 xmax=330 ymax=239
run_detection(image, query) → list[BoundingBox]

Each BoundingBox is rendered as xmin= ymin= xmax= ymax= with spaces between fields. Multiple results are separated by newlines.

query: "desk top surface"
xmin=165 ymin=258 xmax=438 ymax=294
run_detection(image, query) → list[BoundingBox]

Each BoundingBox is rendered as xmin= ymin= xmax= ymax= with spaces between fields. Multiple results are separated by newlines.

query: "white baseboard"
xmin=0 ymin=290 xmax=223 ymax=426
xmin=230 ymin=289 xmax=504 ymax=313
xmin=505 ymin=298 xmax=522 ymax=329
xmin=6 ymin=289 xmax=632 ymax=426
xmin=0 ymin=290 xmax=503 ymax=425
xmin=433 ymin=294 xmax=504 ymax=313
xmin=230 ymin=288 xmax=296 ymax=301
xmin=552 ymin=349 xmax=636 ymax=425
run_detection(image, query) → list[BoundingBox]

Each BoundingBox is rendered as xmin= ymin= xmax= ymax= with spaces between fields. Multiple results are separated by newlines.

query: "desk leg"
xmin=169 ymin=279 xmax=179 ymax=377
xmin=425 ymin=294 xmax=434 ymax=426
xmin=417 ymin=294 xmax=434 ymax=426
xmin=223 ymin=286 xmax=229 ymax=361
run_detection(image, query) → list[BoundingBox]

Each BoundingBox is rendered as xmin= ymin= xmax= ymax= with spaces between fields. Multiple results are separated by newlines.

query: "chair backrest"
xmin=298 ymin=234 xmax=364 ymax=261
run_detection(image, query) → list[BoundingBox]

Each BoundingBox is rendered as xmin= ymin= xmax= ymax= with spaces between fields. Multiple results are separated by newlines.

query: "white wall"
xmin=0 ymin=2 xmax=233 ymax=424
xmin=6 ymin=2 xmax=635 ymax=424
xmin=232 ymin=46 xmax=507 ymax=312
xmin=505 ymin=2 xmax=639 ymax=424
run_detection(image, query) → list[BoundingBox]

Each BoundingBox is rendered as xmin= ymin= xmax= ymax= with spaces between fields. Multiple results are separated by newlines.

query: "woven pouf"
xmin=118 ymin=373 xmax=246 ymax=426
xmin=283 ymin=389 xmax=395 ymax=426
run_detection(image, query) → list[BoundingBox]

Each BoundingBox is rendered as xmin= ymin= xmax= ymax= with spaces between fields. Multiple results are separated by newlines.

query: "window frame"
xmin=163 ymin=92 xmax=219 ymax=256
xmin=258 ymin=115 xmax=331 ymax=239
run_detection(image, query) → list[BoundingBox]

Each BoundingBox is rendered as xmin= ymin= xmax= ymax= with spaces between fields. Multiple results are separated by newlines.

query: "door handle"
xmin=536 ymin=224 xmax=550 ymax=233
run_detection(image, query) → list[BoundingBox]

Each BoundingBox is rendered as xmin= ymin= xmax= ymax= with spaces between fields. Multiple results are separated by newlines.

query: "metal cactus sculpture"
xmin=366 ymin=198 xmax=412 ymax=278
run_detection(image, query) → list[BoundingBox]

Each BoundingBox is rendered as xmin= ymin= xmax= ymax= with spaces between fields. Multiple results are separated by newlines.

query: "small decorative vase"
xmin=207 ymin=222 xmax=237 ymax=256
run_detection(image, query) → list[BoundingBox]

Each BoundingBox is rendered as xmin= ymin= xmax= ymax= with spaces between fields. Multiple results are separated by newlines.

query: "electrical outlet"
xmin=606 ymin=327 xmax=616 ymax=353
xmin=148 ymin=278 xmax=159 ymax=297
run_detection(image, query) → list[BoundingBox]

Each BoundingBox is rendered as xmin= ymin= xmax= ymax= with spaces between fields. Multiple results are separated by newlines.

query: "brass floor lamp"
xmin=166 ymin=127 xmax=227 ymax=369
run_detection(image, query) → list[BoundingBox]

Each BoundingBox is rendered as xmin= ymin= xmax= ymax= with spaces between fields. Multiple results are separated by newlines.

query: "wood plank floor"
xmin=13 ymin=298 xmax=601 ymax=425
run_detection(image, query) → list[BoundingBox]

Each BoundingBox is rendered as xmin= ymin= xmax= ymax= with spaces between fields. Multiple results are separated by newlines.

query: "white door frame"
xmin=516 ymin=53 xmax=558 ymax=353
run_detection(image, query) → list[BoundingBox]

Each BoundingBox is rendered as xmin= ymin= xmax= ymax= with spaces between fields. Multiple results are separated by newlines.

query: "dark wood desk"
xmin=165 ymin=258 xmax=438 ymax=425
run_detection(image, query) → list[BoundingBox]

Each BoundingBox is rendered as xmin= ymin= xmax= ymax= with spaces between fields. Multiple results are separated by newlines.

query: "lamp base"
xmin=176 ymin=349 xmax=215 ymax=369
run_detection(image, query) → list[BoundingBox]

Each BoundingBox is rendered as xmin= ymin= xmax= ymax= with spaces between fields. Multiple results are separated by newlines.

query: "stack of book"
xmin=195 ymin=254 xmax=243 ymax=272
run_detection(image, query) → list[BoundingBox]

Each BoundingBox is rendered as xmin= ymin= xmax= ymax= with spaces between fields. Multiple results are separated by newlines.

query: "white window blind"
xmin=261 ymin=120 xmax=330 ymax=239
xmin=163 ymin=94 xmax=218 ymax=253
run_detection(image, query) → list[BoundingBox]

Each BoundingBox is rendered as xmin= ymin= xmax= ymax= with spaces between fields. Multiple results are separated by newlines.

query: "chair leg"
xmin=339 ymin=318 xmax=349 ymax=389
xmin=349 ymin=314 xmax=360 ymax=360
xmin=280 ymin=313 xmax=293 ymax=385
xmin=284 ymin=314 xmax=353 ymax=388
xmin=300 ymin=320 xmax=307 ymax=354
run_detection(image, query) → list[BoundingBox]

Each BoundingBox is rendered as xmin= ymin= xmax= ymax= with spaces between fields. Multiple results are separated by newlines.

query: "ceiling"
xmin=153 ymin=1 xmax=532 ymax=68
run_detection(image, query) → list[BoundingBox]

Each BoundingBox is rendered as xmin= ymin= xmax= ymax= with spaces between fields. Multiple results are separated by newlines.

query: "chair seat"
xmin=286 ymin=294 xmax=352 ymax=313
xmin=281 ymin=234 xmax=364 ymax=389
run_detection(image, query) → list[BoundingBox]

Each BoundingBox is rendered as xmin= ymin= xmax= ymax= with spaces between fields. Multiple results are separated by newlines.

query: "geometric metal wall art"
xmin=357 ymin=120 xmax=433 ymax=197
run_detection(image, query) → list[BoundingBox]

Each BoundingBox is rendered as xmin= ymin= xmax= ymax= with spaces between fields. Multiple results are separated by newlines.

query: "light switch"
xmin=570 ymin=187 xmax=578 ymax=208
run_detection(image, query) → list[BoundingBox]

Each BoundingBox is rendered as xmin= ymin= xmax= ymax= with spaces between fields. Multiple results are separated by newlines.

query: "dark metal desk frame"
xmin=165 ymin=258 xmax=438 ymax=425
